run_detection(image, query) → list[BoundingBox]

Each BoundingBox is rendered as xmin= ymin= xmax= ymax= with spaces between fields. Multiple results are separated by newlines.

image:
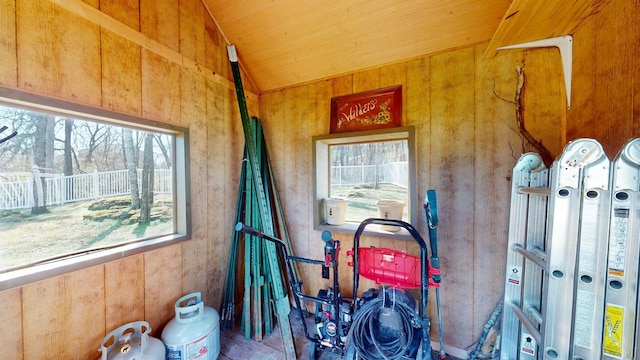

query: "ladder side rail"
xmin=501 ymin=153 xmax=545 ymax=359
xmin=519 ymin=168 xmax=549 ymax=360
xmin=631 ymin=190 xmax=640 ymax=360
xmin=572 ymin=149 xmax=610 ymax=359
xmin=603 ymin=138 xmax=640 ymax=360
xmin=541 ymin=155 xmax=582 ymax=358
xmin=543 ymin=138 xmax=606 ymax=360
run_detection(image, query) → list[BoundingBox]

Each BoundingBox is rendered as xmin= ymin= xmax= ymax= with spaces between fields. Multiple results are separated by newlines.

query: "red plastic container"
xmin=351 ymin=246 xmax=421 ymax=288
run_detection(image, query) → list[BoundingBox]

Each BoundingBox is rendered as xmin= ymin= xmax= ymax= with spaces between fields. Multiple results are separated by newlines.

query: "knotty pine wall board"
xmin=179 ymin=0 xmax=206 ymax=67
xmin=405 ymin=56 xmax=431 ymax=261
xmin=181 ymin=70 xmax=209 ymax=296
xmin=473 ymin=43 xmax=525 ymax=345
xmin=307 ymin=78 xmax=334 ymax=267
xmin=429 ymin=46 xmax=477 ymax=346
xmin=143 ymin=244 xmax=184 ymax=336
xmin=0 ymin=288 xmax=22 ymax=358
xmin=0 ymin=0 xmax=17 ymax=87
xmin=104 ymin=255 xmax=145 ymax=332
xmin=99 ymin=0 xmax=140 ymax=30
xmin=17 ymin=0 xmax=102 ymax=106
xmin=570 ymin=0 xmax=638 ymax=157
xmin=22 ymin=266 xmax=105 ymax=360
xmin=140 ymin=0 xmax=179 ymax=53
xmin=100 ymin=30 xmax=142 ymax=114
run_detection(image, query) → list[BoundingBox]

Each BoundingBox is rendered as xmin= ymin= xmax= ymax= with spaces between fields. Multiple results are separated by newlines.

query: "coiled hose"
xmin=347 ymin=295 xmax=420 ymax=360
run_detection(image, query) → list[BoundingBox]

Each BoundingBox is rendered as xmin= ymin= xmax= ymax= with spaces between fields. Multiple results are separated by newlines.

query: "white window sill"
xmin=315 ymin=221 xmax=418 ymax=242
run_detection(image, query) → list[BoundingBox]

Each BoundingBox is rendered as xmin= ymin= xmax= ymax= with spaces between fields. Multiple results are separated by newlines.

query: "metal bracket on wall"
xmin=497 ymin=35 xmax=573 ymax=110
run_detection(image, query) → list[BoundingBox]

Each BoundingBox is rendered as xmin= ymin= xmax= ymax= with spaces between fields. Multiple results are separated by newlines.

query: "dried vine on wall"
xmin=495 ymin=66 xmax=554 ymax=167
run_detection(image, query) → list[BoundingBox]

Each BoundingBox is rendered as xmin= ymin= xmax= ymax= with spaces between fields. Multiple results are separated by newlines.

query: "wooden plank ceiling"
xmin=203 ymin=0 xmax=611 ymax=93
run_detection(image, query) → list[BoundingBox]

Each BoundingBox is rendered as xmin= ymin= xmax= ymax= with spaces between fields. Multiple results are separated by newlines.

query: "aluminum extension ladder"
xmin=501 ymin=138 xmax=611 ymax=360
xmin=603 ymin=138 xmax=640 ymax=360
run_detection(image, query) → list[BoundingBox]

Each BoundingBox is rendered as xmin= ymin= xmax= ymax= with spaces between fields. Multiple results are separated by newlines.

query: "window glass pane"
xmin=0 ymin=105 xmax=175 ymax=271
xmin=329 ymin=139 xmax=409 ymax=222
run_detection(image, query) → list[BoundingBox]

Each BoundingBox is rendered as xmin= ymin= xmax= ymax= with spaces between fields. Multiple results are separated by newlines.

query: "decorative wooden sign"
xmin=330 ymin=85 xmax=402 ymax=133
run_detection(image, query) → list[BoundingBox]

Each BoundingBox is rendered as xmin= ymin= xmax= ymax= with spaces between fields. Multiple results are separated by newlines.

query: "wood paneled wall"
xmin=569 ymin=0 xmax=640 ymax=157
xmin=0 ymin=0 xmax=254 ymax=359
xmin=259 ymin=44 xmax=529 ymax=351
xmin=0 ymin=0 xmax=637 ymax=358
xmin=258 ymin=0 xmax=639 ymax=350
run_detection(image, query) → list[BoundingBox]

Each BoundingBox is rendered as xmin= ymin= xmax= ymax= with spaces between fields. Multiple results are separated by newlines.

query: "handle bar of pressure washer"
xmin=352 ymin=218 xmax=430 ymax=317
xmin=235 ymin=221 xmax=343 ymax=344
xmin=352 ymin=218 xmax=433 ymax=359
xmin=234 ymin=222 xmax=343 ymax=306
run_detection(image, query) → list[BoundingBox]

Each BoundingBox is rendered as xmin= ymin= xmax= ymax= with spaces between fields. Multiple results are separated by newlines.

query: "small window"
xmin=313 ymin=127 xmax=416 ymax=237
xmin=0 ymin=88 xmax=190 ymax=289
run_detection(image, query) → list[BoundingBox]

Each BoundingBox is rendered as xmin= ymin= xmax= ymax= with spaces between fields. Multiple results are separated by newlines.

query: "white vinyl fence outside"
xmin=0 ymin=168 xmax=172 ymax=210
xmin=331 ymin=162 xmax=408 ymax=188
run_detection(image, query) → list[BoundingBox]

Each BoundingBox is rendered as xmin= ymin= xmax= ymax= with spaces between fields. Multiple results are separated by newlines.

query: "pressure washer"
xmin=236 ymin=211 xmax=443 ymax=360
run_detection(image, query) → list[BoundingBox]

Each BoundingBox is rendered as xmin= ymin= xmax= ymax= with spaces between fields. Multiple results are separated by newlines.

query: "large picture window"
xmin=0 ymin=88 xmax=190 ymax=289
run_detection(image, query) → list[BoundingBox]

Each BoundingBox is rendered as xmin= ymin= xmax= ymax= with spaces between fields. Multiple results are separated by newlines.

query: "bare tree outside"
xmin=31 ymin=113 xmax=55 ymax=214
xmin=154 ymin=134 xmax=172 ymax=168
xmin=63 ymin=118 xmax=74 ymax=176
xmin=139 ymin=132 xmax=154 ymax=223
xmin=0 ymin=104 xmax=175 ymax=270
xmin=123 ymin=128 xmax=140 ymax=210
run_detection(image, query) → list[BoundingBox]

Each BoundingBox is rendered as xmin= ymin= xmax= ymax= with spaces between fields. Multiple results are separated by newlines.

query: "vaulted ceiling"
xmin=203 ymin=0 xmax=611 ymax=93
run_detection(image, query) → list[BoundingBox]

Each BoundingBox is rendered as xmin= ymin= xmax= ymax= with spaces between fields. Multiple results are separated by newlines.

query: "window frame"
xmin=0 ymin=86 xmax=191 ymax=290
xmin=312 ymin=126 xmax=417 ymax=240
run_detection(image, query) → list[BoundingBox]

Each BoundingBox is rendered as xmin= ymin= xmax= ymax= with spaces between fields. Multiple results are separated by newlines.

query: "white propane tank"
xmin=99 ymin=321 xmax=165 ymax=360
xmin=161 ymin=292 xmax=220 ymax=360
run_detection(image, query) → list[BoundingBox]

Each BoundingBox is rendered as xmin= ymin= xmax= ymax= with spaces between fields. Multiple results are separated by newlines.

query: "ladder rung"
xmin=518 ymin=186 xmax=551 ymax=196
xmin=525 ymin=304 xmax=543 ymax=325
xmin=508 ymin=301 xmax=542 ymax=345
xmin=512 ymin=244 xmax=546 ymax=269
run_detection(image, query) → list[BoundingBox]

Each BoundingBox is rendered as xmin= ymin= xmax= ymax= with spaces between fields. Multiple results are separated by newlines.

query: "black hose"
xmin=347 ymin=296 xmax=420 ymax=360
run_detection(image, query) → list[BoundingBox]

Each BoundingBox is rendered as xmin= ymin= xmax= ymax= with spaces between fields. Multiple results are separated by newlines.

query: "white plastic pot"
xmin=324 ymin=197 xmax=349 ymax=225
xmin=376 ymin=199 xmax=405 ymax=232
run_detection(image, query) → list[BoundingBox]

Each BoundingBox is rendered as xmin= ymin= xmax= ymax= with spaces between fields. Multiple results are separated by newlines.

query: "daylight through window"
xmin=0 ymin=94 xmax=189 ymax=276
xmin=329 ymin=140 xmax=409 ymax=222
xmin=313 ymin=127 xmax=416 ymax=234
